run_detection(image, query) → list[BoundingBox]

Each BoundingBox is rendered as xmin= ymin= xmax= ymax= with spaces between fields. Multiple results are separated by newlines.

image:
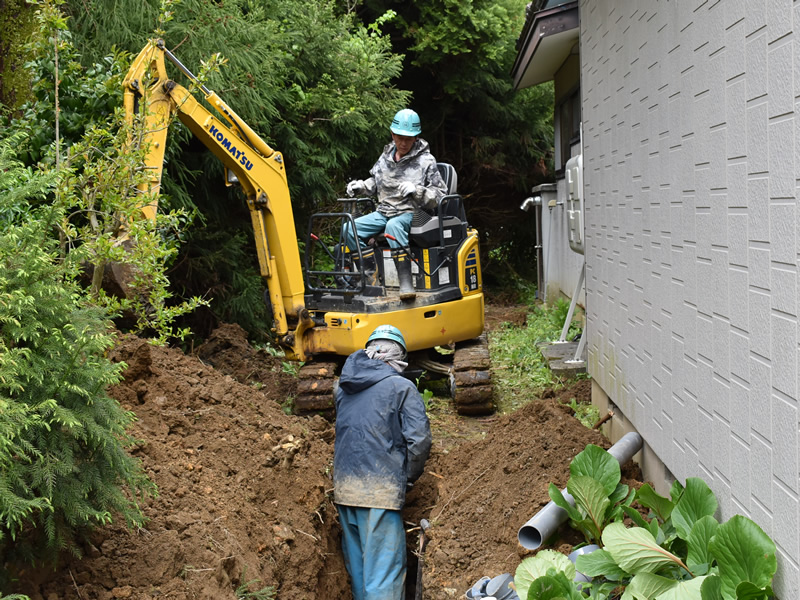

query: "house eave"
xmin=512 ymin=1 xmax=579 ymax=90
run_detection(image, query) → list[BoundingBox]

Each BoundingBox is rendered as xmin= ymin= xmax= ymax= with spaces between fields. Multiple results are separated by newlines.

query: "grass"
xmin=235 ymin=568 xmax=276 ymax=600
xmin=490 ymin=298 xmax=583 ymax=414
xmin=560 ymin=396 xmax=600 ymax=428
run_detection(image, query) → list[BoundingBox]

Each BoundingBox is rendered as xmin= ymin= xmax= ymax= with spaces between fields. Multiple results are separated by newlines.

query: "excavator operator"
xmin=345 ymin=109 xmax=447 ymax=300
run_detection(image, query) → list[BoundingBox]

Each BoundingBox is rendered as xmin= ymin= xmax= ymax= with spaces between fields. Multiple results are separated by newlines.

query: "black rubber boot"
xmin=393 ymin=250 xmax=416 ymax=300
xmin=356 ymin=248 xmax=380 ymax=287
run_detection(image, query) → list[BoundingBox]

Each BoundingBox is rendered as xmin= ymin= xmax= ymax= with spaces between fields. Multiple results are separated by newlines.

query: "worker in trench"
xmin=344 ymin=108 xmax=447 ymax=300
xmin=333 ymin=324 xmax=432 ymax=600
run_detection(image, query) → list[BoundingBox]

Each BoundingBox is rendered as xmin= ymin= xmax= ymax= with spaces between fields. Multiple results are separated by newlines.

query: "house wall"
xmin=543 ymin=53 xmax=585 ymax=306
xmin=579 ymin=1 xmax=799 ymax=596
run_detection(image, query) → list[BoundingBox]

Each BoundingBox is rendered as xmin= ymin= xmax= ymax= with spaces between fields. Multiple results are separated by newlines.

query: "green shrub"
xmin=4 ymin=0 xmax=208 ymax=345
xmin=0 ymin=143 xmax=156 ymax=573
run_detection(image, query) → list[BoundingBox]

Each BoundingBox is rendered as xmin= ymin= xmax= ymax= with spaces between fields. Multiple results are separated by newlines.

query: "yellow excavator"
xmin=122 ymin=40 xmax=492 ymax=414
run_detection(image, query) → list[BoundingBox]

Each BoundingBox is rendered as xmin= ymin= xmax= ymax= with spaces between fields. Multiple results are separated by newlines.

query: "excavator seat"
xmin=437 ymin=162 xmax=458 ymax=195
xmin=407 ymin=163 xmax=467 ymax=249
xmin=303 ymin=163 xmax=468 ymax=301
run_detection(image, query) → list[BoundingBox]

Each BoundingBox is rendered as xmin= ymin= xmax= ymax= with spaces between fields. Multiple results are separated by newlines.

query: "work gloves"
xmin=398 ymin=181 xmax=417 ymax=198
xmin=346 ymin=180 xmax=366 ymax=197
xmin=347 ymin=179 xmax=418 ymax=199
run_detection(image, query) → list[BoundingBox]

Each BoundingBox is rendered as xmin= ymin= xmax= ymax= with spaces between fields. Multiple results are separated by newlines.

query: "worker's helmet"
xmin=390 ymin=109 xmax=422 ymax=137
xmin=366 ymin=324 xmax=407 ymax=353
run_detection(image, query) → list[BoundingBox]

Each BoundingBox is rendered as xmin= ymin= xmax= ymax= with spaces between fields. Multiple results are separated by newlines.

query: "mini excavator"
xmin=122 ymin=40 xmax=493 ymax=414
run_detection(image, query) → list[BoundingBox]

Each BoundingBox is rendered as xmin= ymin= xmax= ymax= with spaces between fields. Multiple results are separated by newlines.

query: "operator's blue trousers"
xmin=344 ymin=211 xmax=413 ymax=251
xmin=337 ymin=504 xmax=406 ymax=600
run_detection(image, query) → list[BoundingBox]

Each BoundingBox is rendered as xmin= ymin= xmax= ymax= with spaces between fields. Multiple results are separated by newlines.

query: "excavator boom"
xmin=123 ymin=40 xmax=306 ymax=337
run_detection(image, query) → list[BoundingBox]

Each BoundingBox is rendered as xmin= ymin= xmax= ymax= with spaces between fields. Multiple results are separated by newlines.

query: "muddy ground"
xmin=14 ymin=305 xmax=642 ymax=600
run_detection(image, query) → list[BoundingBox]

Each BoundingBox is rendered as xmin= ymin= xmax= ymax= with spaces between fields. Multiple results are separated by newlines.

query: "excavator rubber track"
xmin=294 ymin=361 xmax=339 ymax=416
xmin=450 ymin=333 xmax=494 ymax=415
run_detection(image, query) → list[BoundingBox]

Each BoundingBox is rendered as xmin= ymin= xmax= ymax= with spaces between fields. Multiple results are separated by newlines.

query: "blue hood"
xmin=338 ymin=350 xmax=400 ymax=394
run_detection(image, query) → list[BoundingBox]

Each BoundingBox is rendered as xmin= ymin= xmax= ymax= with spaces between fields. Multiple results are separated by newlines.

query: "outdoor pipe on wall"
xmin=517 ymin=431 xmax=644 ymax=550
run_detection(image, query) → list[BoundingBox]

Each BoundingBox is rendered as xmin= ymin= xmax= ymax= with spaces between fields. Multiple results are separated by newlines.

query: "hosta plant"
xmin=548 ymin=444 xmax=635 ymax=545
xmin=515 ymin=450 xmax=778 ymax=600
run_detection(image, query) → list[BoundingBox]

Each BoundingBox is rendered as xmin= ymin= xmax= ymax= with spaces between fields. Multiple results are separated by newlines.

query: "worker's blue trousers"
xmin=337 ymin=504 xmax=406 ymax=600
xmin=344 ymin=211 xmax=414 ymax=251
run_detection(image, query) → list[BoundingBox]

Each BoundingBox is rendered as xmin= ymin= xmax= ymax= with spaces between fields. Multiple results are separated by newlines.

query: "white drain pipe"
xmin=517 ymin=432 xmax=643 ymax=550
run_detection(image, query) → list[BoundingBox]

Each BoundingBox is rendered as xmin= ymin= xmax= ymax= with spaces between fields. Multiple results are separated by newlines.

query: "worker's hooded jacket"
xmin=362 ymin=138 xmax=447 ymax=217
xmin=333 ymin=350 xmax=432 ymax=510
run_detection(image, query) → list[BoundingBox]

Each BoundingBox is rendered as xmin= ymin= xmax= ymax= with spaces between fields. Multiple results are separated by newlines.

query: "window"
xmin=557 ymin=87 xmax=581 ymax=172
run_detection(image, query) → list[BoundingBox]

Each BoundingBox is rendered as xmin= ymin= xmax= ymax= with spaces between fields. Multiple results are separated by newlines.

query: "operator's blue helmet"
xmin=390 ymin=109 xmax=422 ymax=137
xmin=366 ymin=324 xmax=407 ymax=353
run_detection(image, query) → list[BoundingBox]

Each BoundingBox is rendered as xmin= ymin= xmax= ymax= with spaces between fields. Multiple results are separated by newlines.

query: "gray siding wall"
xmin=580 ymin=1 xmax=799 ymax=595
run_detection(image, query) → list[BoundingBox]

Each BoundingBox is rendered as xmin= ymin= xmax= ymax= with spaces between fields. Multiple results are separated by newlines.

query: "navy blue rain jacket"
xmin=333 ymin=350 xmax=432 ymax=510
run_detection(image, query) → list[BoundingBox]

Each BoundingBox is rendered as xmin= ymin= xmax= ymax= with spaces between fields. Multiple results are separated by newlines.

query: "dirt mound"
xmin=411 ymin=379 xmax=643 ymax=599
xmin=17 ymin=317 xmax=640 ymax=600
xmin=409 ymin=381 xmax=596 ymax=598
xmin=20 ymin=327 xmax=350 ymax=600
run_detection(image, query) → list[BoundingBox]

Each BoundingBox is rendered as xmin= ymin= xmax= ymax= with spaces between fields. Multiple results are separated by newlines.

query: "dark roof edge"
xmin=511 ymin=1 xmax=579 ymax=87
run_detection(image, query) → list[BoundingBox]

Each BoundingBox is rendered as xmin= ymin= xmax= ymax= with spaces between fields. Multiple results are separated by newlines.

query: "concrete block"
xmin=538 ymin=341 xmax=587 ymax=378
xmin=642 ymin=442 xmax=672 ymax=497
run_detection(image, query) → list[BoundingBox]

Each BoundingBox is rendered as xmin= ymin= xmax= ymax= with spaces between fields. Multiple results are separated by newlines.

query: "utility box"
xmin=565 ymin=154 xmax=584 ymax=255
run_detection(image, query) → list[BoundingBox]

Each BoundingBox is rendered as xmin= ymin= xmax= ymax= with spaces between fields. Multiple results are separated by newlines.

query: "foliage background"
xmin=1 ymin=0 xmax=554 ymax=340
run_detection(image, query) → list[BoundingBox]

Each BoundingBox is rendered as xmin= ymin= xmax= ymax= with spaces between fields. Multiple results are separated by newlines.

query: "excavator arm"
xmin=122 ymin=40 xmax=309 ymax=342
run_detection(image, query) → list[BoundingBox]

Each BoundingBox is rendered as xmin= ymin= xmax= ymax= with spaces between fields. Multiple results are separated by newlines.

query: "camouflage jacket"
xmin=362 ymin=138 xmax=447 ymax=217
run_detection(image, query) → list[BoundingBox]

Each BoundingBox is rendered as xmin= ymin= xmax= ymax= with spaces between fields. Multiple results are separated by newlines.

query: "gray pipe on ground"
xmin=517 ymin=431 xmax=643 ymax=550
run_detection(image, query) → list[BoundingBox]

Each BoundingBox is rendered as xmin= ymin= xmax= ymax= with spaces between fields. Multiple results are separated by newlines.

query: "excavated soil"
xmin=15 ymin=306 xmax=643 ymax=600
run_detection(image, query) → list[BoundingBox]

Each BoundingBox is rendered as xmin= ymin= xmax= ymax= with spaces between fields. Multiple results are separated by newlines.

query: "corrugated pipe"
xmin=517 ymin=432 xmax=644 ymax=550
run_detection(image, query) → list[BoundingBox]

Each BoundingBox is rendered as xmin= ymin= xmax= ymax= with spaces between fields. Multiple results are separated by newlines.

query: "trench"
xmin=314 ymin=482 xmax=439 ymax=600
xmin=312 ymin=497 xmax=436 ymax=600
xmin=404 ymin=469 xmax=441 ymax=600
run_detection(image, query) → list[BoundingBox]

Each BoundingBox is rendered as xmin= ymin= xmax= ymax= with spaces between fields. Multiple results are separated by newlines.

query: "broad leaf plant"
xmin=515 ymin=445 xmax=778 ymax=600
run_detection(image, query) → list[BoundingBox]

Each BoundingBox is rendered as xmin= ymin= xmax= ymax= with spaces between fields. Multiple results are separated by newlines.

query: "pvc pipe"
xmin=517 ymin=432 xmax=643 ymax=550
